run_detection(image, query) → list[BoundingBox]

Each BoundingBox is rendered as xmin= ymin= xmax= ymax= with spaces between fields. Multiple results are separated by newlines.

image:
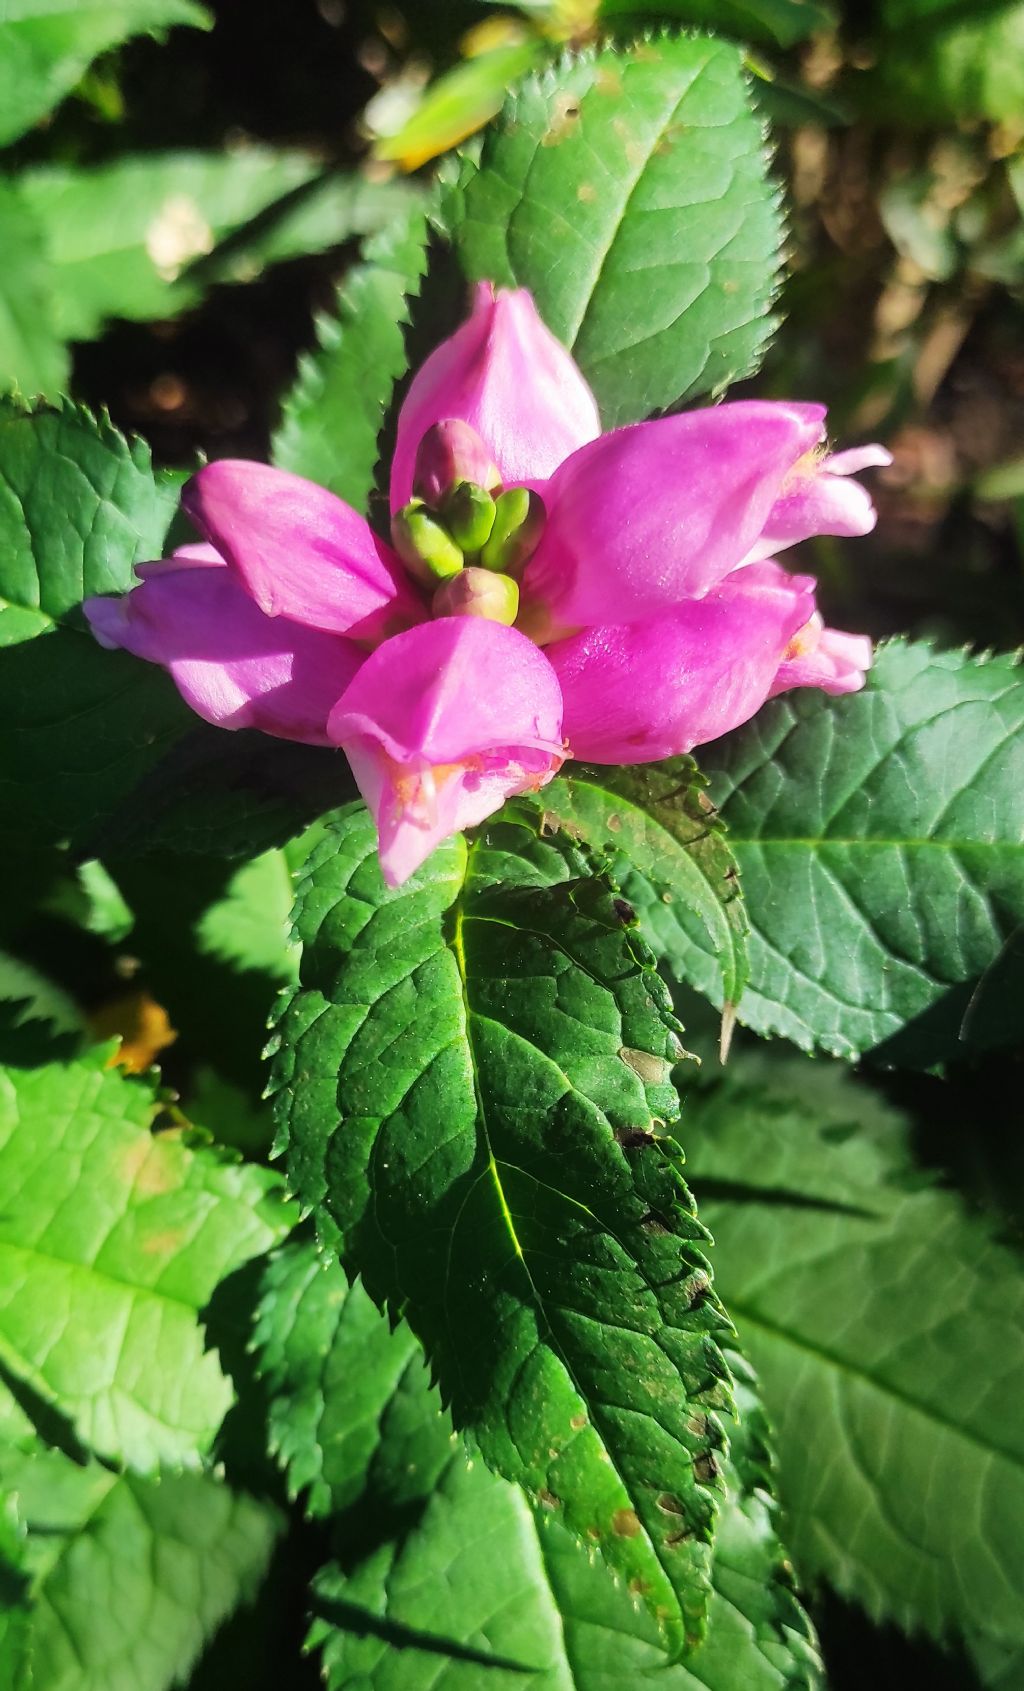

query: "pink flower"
xmin=84 ymin=284 xmax=886 ymax=886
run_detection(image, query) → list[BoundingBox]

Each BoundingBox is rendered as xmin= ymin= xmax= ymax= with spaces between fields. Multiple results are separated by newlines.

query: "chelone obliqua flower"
xmin=85 ymin=284 xmax=889 ymax=887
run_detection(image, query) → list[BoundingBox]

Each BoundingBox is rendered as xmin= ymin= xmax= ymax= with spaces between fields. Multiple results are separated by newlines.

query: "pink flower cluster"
xmin=86 ymin=285 xmax=889 ymax=887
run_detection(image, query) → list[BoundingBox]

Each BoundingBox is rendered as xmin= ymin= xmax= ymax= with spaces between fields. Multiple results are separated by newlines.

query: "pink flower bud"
xmin=413 ymin=420 xmax=501 ymax=506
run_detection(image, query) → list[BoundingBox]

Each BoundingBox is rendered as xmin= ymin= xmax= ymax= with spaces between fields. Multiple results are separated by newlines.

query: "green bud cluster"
xmin=390 ymin=470 xmax=546 ymax=627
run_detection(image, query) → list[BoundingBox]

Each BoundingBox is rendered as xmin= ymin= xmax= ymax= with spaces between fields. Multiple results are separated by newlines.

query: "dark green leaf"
xmin=309 ymin=1350 xmax=820 ymax=1690
xmin=0 ymin=0 xmax=211 ymax=147
xmin=272 ymin=804 xmax=732 ymax=1653
xmin=598 ymin=0 xmax=835 ymax=50
xmin=454 ymin=34 xmax=783 ymax=426
xmin=0 ymin=399 xmax=177 ymax=627
xmin=685 ymin=1048 xmax=1024 ymax=1671
xmin=537 ymin=759 xmax=748 ymax=1009
xmin=0 ymin=1046 xmax=291 ymax=1470
xmin=272 ymin=208 xmax=430 ymax=509
xmin=0 ymin=400 xmax=196 ymax=855
xmin=251 ymin=1240 xmax=453 ymax=1519
xmin=695 ymin=641 xmax=1024 ymax=1063
xmin=854 ymin=0 xmax=1024 ymax=126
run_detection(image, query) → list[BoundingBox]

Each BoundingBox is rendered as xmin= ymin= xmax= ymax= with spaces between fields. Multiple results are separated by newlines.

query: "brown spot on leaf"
xmin=693 ymin=1452 xmax=719 ymax=1485
xmin=543 ymin=93 xmax=581 ymax=146
xmin=618 ymin=1047 xmax=670 ymax=1085
xmin=614 ymin=1125 xmax=655 ymax=1150
xmin=537 ymin=1488 xmax=560 ymax=1510
xmin=612 ymin=1508 xmax=641 ymax=1538
xmin=657 ymin=1493 xmax=686 ymax=1516
xmin=577 ymin=182 xmax=597 ymax=204
xmin=141 ymin=1226 xmax=187 ymax=1256
xmin=570 ymin=1413 xmax=587 ymax=1431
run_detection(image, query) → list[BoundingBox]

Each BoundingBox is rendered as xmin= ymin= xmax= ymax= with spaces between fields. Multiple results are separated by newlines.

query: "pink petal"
xmin=547 ymin=561 xmax=816 ymax=764
xmin=84 ymin=559 xmax=363 ymax=745
xmin=390 ymin=284 xmax=601 ymax=511
xmin=770 ymin=614 xmax=873 ymax=697
xmin=519 ymin=402 xmax=826 ymax=641
xmin=182 ymin=460 xmax=425 ymax=645
xmin=744 ymin=439 xmax=893 ymax=563
xmin=328 ymin=617 xmax=565 ymax=885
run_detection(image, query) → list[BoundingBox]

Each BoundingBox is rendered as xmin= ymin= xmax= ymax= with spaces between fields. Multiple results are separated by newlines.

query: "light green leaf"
xmin=685 ymin=1049 xmax=1024 ymax=1670
xmin=375 ymin=41 xmax=541 ymax=170
xmin=272 ymin=208 xmax=430 ymax=509
xmin=272 ymin=805 xmax=732 ymax=1654
xmin=0 ymin=400 xmax=192 ymax=854
xmin=695 ymin=641 xmax=1024 ymax=1063
xmin=0 ymin=0 xmax=211 ymax=147
xmin=309 ymin=1356 xmax=820 ymax=1690
xmin=196 ymin=848 xmax=301 ymax=985
xmin=2 ymin=1443 xmax=280 ymax=1691
xmin=537 ymin=759 xmax=748 ymax=1010
xmin=597 ymin=0 xmax=835 ymax=49
xmin=0 ymin=1047 xmax=291 ymax=1470
xmin=454 ymin=34 xmax=783 ymax=426
xmin=0 ymin=180 xmax=68 ymax=399
xmin=251 ymin=1240 xmax=453 ymax=1519
xmin=18 ymin=155 xmax=417 ymax=343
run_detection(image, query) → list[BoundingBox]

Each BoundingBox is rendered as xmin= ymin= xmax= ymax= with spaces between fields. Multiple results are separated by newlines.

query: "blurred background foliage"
xmin=3 ymin=0 xmax=1024 ymax=654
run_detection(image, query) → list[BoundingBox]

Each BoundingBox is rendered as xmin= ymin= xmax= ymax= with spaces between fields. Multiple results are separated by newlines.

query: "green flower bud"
xmin=444 ymin=481 xmax=497 ymax=557
xmin=432 ymin=565 xmax=520 ymax=626
xmin=479 ymin=486 xmax=545 ymax=578
xmin=390 ymin=499 xmax=464 ymax=586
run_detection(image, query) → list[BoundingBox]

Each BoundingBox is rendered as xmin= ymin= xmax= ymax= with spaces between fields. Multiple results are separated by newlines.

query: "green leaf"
xmin=0 ymin=400 xmax=194 ymax=854
xmin=537 ymin=759 xmax=748 ymax=1010
xmin=0 ymin=950 xmax=83 ymax=1040
xmin=0 ymin=0 xmax=211 ymax=147
xmin=374 ymin=41 xmax=542 ymax=170
xmin=272 ymin=208 xmax=430 ymax=509
xmin=0 ymin=1495 xmax=30 ymax=1688
xmin=684 ymin=1048 xmax=1024 ymax=1670
xmin=855 ymin=0 xmax=1024 ymax=126
xmin=0 ymin=180 xmax=68 ymax=400
xmin=0 ymin=1046 xmax=291 ymax=1470
xmin=195 ymin=847 xmax=302 ymax=985
xmin=272 ymin=804 xmax=732 ymax=1654
xmin=251 ymin=1240 xmax=453 ymax=1519
xmin=597 ymin=0 xmax=835 ymax=49
xmin=2 ymin=1443 xmax=280 ymax=1691
xmin=18 ymin=155 xmax=417 ymax=344
xmin=0 ymin=399 xmax=178 ymax=630
xmin=309 ymin=1354 xmax=820 ymax=1690
xmin=454 ymin=34 xmax=783 ymax=426
xmin=694 ymin=641 xmax=1024 ymax=1063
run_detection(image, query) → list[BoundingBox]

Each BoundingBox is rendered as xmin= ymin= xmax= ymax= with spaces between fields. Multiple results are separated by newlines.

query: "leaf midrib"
xmin=723 ymin=1290 xmax=1024 ymax=1473
xmin=0 ymin=1232 xmax=212 ymax=1318
xmin=448 ymin=870 xmax=681 ymax=1636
